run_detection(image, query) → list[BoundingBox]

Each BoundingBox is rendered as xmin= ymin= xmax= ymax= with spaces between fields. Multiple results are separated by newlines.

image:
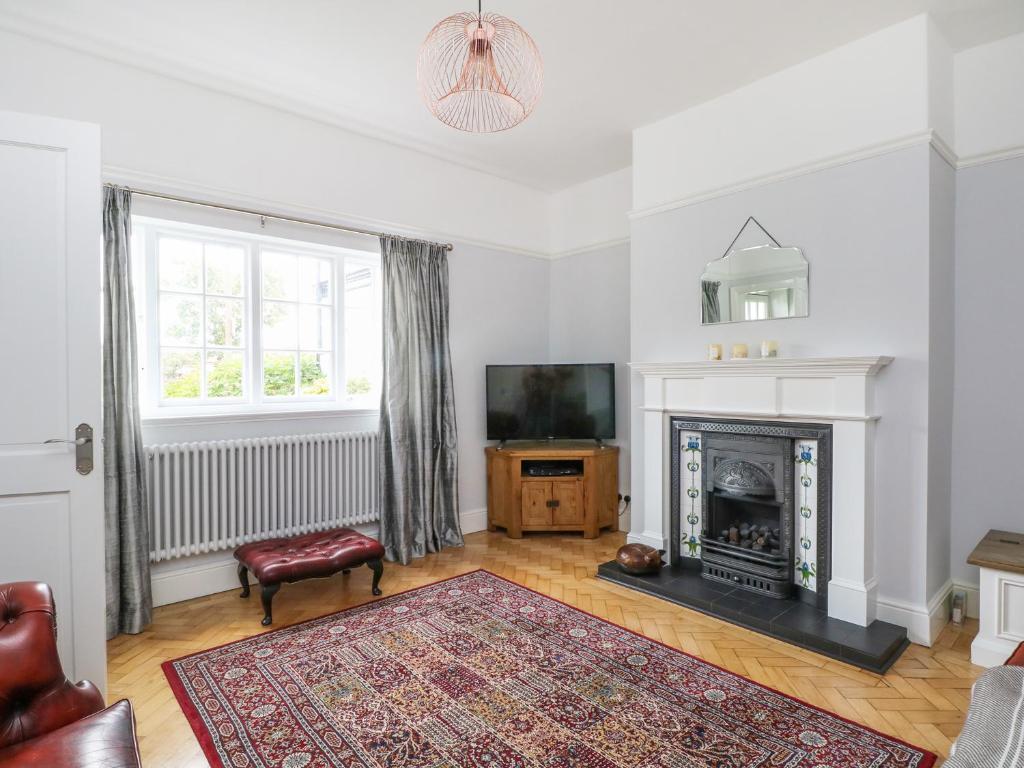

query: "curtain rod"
xmin=105 ymin=183 xmax=454 ymax=252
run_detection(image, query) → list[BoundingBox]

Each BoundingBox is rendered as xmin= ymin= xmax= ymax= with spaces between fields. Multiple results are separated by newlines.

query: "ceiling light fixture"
xmin=417 ymin=0 xmax=543 ymax=133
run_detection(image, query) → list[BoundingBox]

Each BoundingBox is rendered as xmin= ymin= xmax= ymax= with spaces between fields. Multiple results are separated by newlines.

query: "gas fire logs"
xmin=721 ymin=523 xmax=781 ymax=554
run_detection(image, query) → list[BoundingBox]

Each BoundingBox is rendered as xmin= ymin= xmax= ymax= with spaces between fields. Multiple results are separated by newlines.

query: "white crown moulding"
xmin=629 ymin=356 xmax=894 ymax=378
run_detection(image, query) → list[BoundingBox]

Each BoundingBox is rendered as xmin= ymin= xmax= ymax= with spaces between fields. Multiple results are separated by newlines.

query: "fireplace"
xmin=700 ymin=435 xmax=793 ymax=598
xmin=597 ymin=358 xmax=909 ymax=673
xmin=671 ymin=419 xmax=832 ymax=610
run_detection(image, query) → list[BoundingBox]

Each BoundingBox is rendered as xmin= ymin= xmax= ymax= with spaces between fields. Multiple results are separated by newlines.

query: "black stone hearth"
xmin=597 ymin=560 xmax=909 ymax=674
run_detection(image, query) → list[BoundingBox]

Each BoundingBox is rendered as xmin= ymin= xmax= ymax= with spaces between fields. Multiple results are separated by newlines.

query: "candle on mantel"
xmin=761 ymin=340 xmax=779 ymax=358
xmin=708 ymin=344 xmax=722 ymax=361
xmin=731 ymin=343 xmax=749 ymax=359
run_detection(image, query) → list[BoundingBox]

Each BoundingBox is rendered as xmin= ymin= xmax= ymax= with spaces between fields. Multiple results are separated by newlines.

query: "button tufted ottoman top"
xmin=234 ymin=528 xmax=385 ymax=586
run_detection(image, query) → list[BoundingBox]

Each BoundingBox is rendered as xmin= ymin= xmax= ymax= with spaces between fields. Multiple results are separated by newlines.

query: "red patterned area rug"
xmin=164 ymin=570 xmax=935 ymax=768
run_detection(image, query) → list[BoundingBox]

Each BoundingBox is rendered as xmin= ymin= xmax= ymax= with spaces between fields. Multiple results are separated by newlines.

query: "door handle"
xmin=44 ymin=423 xmax=94 ymax=475
xmin=546 ymin=499 xmax=560 ymax=508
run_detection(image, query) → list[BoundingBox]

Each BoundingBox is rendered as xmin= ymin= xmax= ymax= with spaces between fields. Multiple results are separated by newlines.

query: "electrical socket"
xmin=951 ymin=588 xmax=968 ymax=625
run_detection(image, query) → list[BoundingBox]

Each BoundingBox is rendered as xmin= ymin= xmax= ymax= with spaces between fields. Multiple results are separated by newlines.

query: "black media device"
xmin=485 ymin=363 xmax=615 ymax=442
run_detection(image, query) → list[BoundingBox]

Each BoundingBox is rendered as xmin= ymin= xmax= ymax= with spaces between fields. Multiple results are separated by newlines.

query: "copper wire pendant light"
xmin=417 ymin=0 xmax=543 ymax=133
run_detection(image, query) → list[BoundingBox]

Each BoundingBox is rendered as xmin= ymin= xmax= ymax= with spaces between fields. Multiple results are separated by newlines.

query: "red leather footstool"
xmin=234 ymin=528 xmax=385 ymax=626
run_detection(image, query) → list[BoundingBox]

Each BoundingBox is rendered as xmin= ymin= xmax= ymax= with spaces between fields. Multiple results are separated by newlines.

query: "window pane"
xmin=346 ymin=373 xmax=373 ymax=396
xmin=206 ymin=351 xmax=244 ymax=398
xmin=300 ymin=352 xmax=331 ymax=395
xmin=160 ymin=293 xmax=202 ymax=346
xmin=158 ymin=238 xmax=202 ymax=292
xmin=344 ymin=262 xmax=381 ymax=397
xmin=299 ymin=305 xmax=332 ymax=350
xmin=207 ymin=297 xmax=244 ymax=347
xmin=263 ymin=351 xmax=296 ymax=396
xmin=205 ymin=243 xmax=244 ymax=296
xmin=161 ymin=349 xmax=201 ymax=399
xmin=262 ymin=251 xmax=298 ymax=300
xmin=299 ymin=257 xmax=332 ymax=304
xmin=262 ymin=301 xmax=297 ymax=348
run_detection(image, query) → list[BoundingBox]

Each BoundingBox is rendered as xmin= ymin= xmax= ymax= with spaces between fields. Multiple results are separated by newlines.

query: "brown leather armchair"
xmin=0 ymin=582 xmax=142 ymax=767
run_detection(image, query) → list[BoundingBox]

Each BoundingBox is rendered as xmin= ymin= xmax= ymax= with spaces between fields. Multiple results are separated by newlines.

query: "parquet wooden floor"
xmin=107 ymin=531 xmax=982 ymax=767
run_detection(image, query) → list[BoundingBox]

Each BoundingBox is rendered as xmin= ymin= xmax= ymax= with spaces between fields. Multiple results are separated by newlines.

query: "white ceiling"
xmin=2 ymin=0 xmax=1021 ymax=191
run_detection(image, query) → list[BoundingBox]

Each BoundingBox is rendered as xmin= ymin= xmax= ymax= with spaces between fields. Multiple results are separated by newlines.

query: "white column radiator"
xmin=144 ymin=430 xmax=379 ymax=563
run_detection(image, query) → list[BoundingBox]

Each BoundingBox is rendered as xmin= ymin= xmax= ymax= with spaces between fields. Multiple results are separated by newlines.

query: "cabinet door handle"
xmin=546 ymin=499 xmax=560 ymax=508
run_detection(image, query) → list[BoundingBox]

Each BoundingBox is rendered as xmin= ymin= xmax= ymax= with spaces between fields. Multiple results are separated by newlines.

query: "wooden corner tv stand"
xmin=485 ymin=441 xmax=619 ymax=539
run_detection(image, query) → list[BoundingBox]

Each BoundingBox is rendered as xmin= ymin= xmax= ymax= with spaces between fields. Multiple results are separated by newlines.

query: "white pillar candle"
xmin=708 ymin=344 xmax=722 ymax=361
xmin=761 ymin=340 xmax=779 ymax=358
xmin=731 ymin=343 xmax=748 ymax=359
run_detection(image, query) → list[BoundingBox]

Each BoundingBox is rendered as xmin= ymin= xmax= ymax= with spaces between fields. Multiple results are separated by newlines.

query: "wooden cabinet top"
xmin=967 ymin=529 xmax=1024 ymax=574
xmin=485 ymin=441 xmax=618 ymax=458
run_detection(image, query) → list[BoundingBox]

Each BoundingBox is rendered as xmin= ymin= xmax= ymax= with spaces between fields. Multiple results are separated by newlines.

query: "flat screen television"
xmin=486 ymin=363 xmax=615 ymax=441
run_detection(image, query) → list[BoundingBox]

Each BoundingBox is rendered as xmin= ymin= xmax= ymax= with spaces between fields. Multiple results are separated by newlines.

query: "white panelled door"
xmin=0 ymin=111 xmax=105 ymax=693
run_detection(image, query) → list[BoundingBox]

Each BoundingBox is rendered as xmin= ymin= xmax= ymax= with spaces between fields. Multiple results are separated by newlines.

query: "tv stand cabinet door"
xmin=551 ymin=480 xmax=584 ymax=526
xmin=521 ymin=481 xmax=552 ymax=527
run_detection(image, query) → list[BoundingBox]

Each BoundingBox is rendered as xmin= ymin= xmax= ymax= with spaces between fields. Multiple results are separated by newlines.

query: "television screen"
xmin=486 ymin=364 xmax=615 ymax=441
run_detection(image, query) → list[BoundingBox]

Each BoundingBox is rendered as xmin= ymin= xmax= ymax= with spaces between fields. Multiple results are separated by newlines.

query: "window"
xmin=743 ymin=293 xmax=769 ymax=321
xmin=132 ymin=217 xmax=381 ymax=415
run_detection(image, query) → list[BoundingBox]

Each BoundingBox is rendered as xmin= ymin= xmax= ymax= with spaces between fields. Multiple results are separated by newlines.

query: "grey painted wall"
xmin=928 ymin=150 xmax=956 ymax=600
xmin=548 ymin=243 xmax=632 ymax=501
xmin=951 ymin=155 xmax=1024 ymax=586
xmin=629 ymin=144 xmax=943 ymax=607
xmin=448 ymin=245 xmax=552 ymax=518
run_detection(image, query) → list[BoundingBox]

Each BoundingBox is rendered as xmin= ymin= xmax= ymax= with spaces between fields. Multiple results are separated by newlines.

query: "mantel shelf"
xmin=629 ymin=356 xmax=893 ymax=378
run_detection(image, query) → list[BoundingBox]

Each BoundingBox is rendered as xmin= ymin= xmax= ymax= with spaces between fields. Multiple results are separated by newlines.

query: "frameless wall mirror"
xmin=701 ymin=217 xmax=809 ymax=325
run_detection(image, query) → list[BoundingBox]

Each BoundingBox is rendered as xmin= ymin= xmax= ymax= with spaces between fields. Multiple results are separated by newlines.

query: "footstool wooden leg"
xmin=260 ymin=583 xmax=280 ymax=626
xmin=238 ymin=565 xmax=250 ymax=598
xmin=367 ymin=558 xmax=383 ymax=596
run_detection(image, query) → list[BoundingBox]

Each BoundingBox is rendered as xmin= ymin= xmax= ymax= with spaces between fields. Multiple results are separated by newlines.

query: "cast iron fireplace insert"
xmin=670 ymin=417 xmax=833 ymax=611
xmin=699 ymin=436 xmax=793 ymax=598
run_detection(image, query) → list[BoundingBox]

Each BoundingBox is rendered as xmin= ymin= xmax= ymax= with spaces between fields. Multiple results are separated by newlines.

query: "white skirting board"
xmin=151 ymin=508 xmax=488 ymax=608
xmin=876 ymin=580 xmax=953 ymax=647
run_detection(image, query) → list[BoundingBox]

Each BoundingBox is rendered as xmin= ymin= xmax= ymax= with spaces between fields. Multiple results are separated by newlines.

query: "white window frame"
xmin=134 ymin=216 xmax=381 ymax=419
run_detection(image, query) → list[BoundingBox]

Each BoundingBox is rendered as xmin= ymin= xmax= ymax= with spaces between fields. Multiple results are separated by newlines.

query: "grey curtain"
xmin=103 ymin=187 xmax=152 ymax=638
xmin=702 ymin=280 xmax=721 ymax=323
xmin=378 ymin=236 xmax=462 ymax=565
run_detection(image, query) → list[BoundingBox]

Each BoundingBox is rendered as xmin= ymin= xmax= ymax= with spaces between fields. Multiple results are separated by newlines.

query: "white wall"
xmin=548 ymin=243 xmax=631 ymax=511
xmin=632 ymin=16 xmax=939 ymax=215
xmin=0 ymin=27 xmax=550 ymax=257
xmin=548 ymin=169 xmax=632 ymax=257
xmin=955 ymin=32 xmax=1024 ymax=164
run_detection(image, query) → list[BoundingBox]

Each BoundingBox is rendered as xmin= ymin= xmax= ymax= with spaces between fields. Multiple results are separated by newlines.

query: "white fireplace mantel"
xmin=630 ymin=356 xmax=893 ymax=378
xmin=629 ymin=356 xmax=893 ymax=627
